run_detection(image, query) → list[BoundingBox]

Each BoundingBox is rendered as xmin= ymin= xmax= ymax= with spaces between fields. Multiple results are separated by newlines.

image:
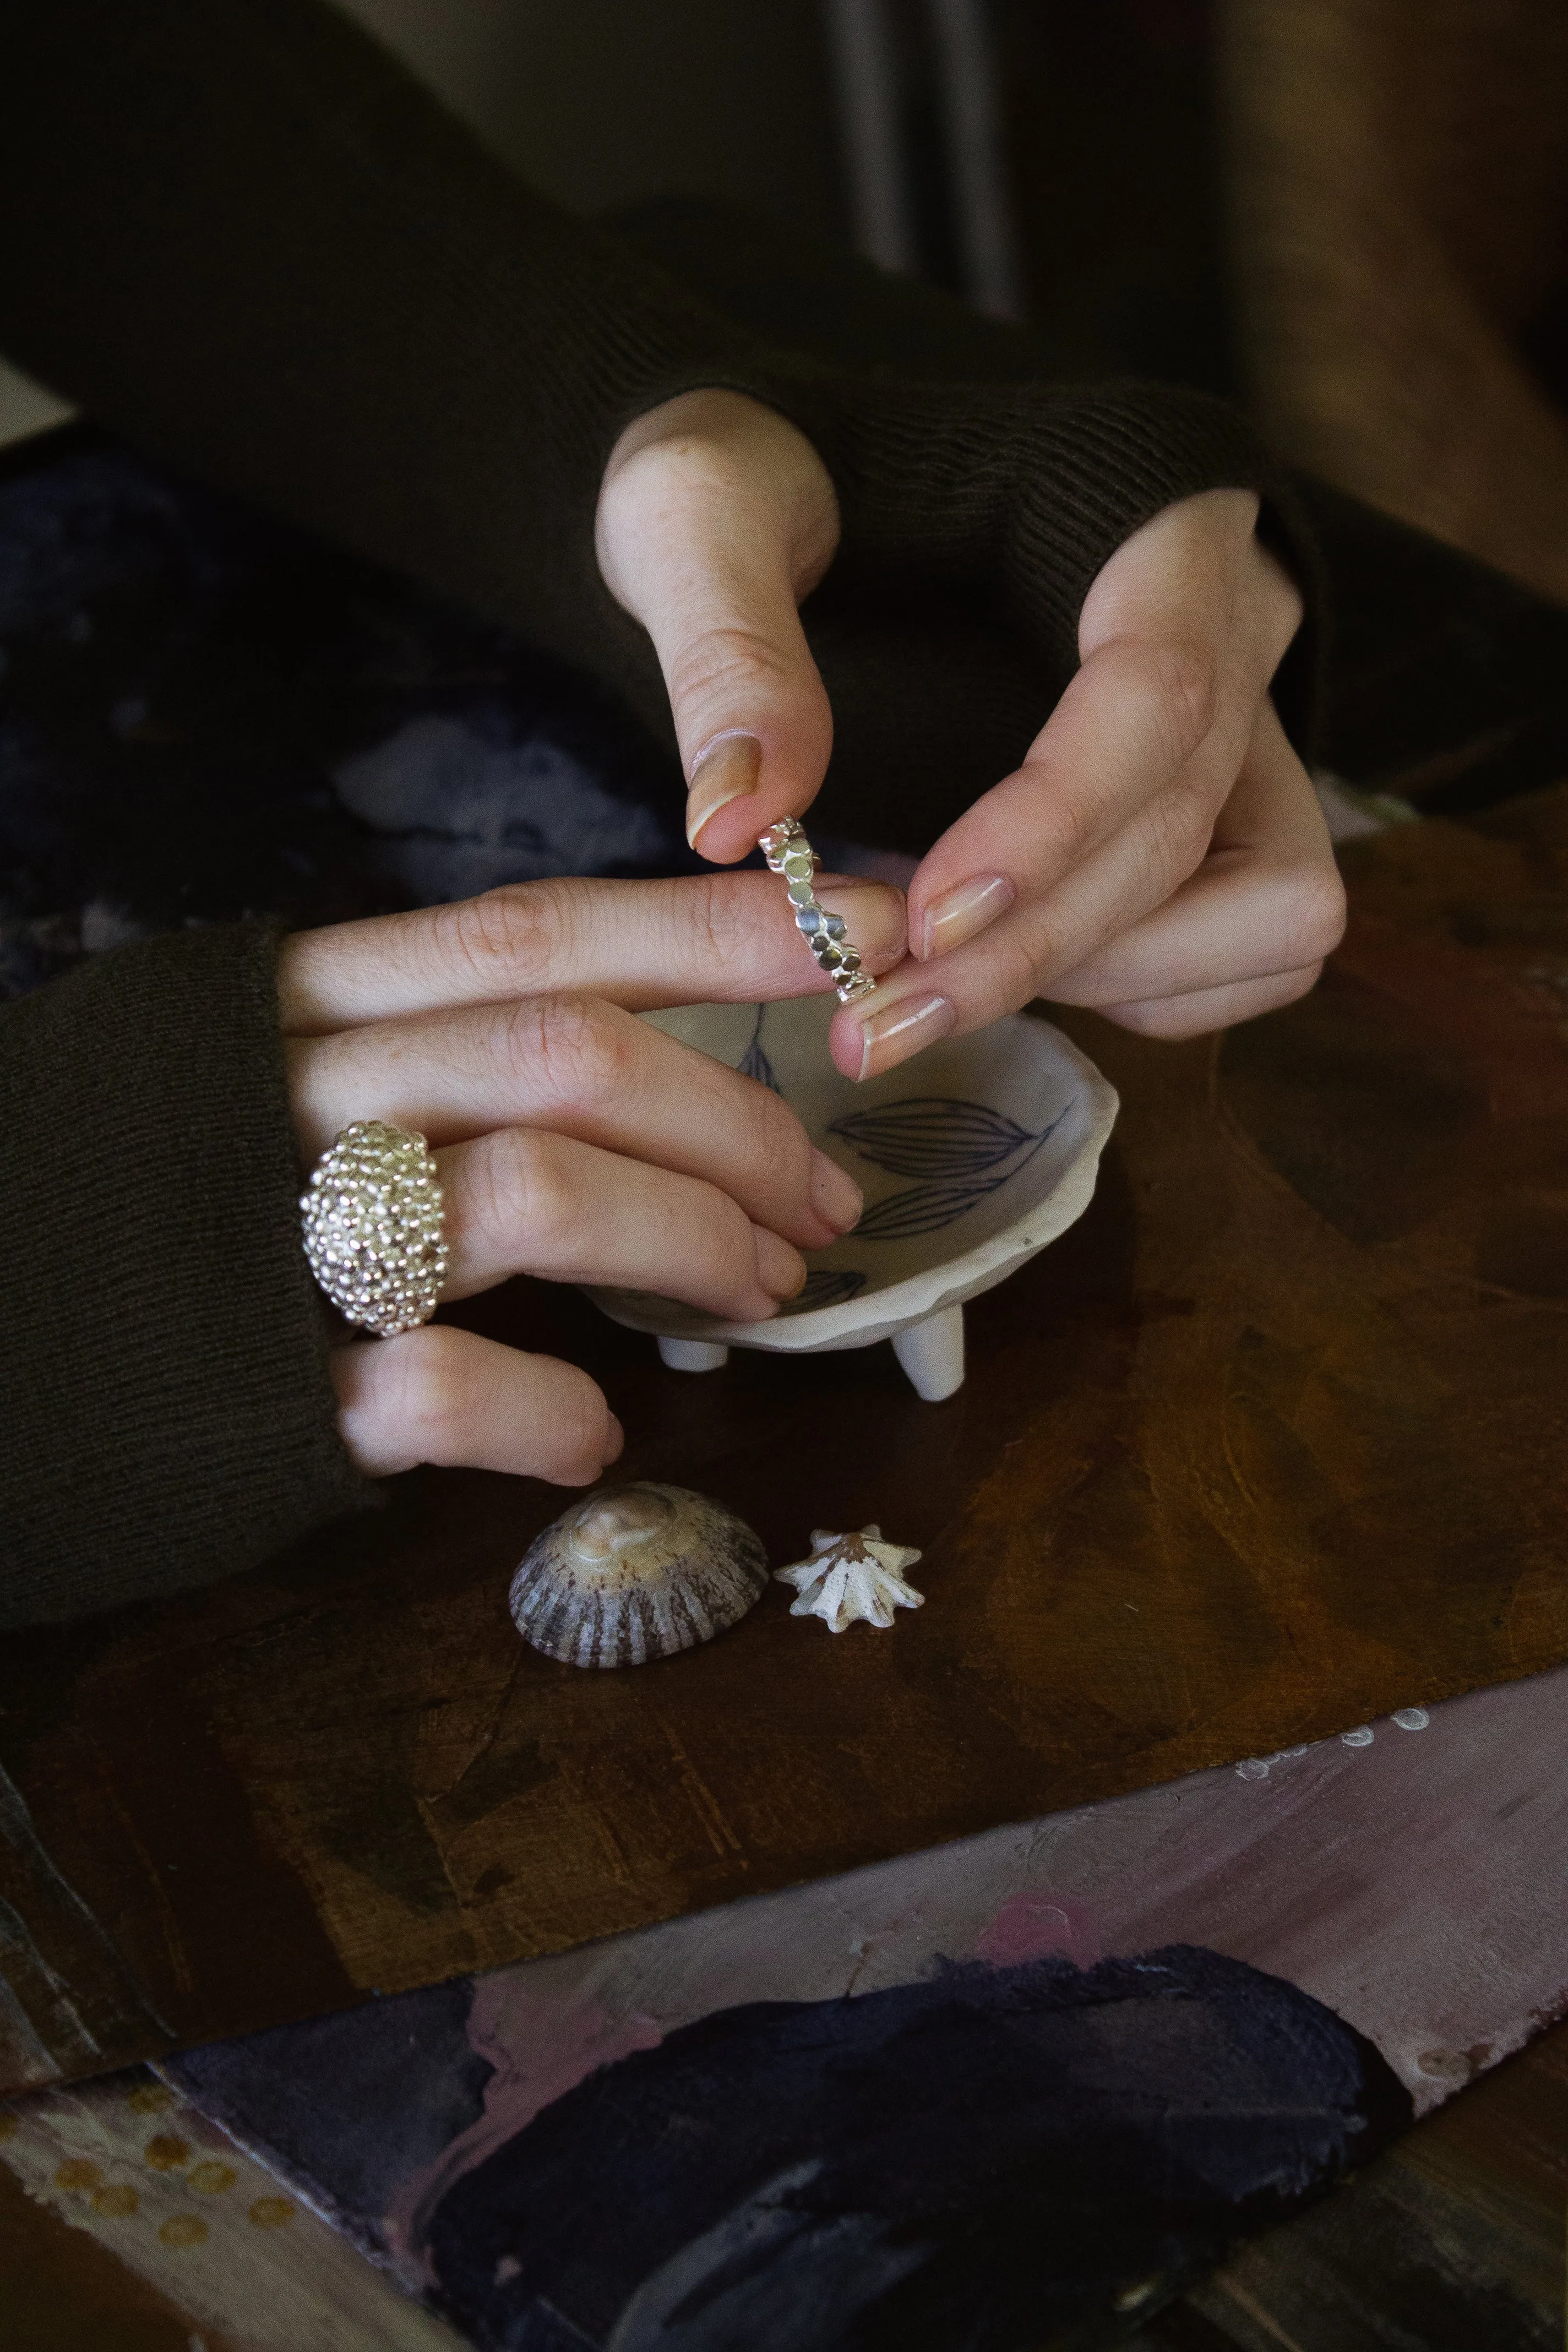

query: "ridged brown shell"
xmin=509 ymin=1483 xmax=770 ymax=1668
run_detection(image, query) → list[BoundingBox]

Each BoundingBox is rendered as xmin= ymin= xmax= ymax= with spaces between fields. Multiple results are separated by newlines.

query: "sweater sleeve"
xmin=0 ymin=0 xmax=1320 ymax=775
xmin=0 ymin=926 xmax=370 ymax=1627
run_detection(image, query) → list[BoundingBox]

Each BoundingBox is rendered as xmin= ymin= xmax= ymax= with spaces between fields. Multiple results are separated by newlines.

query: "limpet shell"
xmin=509 ymin=1483 xmax=770 ymax=1669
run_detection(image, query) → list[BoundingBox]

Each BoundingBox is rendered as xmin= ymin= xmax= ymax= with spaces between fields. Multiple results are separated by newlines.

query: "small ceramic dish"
xmin=585 ymin=997 xmax=1118 ymax=1400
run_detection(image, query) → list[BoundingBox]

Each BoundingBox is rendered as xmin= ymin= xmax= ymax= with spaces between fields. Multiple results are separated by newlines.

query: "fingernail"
xmin=686 ymin=733 xmax=761 ymax=850
xmin=754 ymin=1227 xmax=809 ymax=1300
xmin=815 ymin=879 xmax=907 ymax=968
xmin=920 ymin=874 xmax=1015 ymax=960
xmin=810 ymin=1148 xmax=863 ymax=1234
xmin=850 ymin=991 xmax=955 ymax=1081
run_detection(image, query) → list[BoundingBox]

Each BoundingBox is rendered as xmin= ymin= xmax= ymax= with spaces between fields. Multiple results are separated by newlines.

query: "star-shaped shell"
xmin=775 ymin=1524 xmax=925 ymax=1633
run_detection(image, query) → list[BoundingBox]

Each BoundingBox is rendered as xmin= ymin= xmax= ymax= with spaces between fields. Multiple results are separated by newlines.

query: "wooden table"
xmin=7 ymin=783 xmax=1568 ymax=2094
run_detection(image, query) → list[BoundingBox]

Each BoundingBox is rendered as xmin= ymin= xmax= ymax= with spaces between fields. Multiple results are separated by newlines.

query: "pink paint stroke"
xmin=973 ymin=1890 xmax=1102 ymax=1970
xmin=386 ymin=1977 xmax=661 ymax=2278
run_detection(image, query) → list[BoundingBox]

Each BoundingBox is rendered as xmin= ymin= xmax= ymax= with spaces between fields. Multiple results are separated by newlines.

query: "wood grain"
xmin=3 ymin=787 xmax=1567 ymax=2094
xmin=1140 ymin=2011 xmax=1568 ymax=2350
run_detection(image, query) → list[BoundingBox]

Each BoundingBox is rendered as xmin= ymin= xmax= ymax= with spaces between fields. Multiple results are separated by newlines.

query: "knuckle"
xmin=1148 ymin=782 xmax=1217 ymax=884
xmin=1266 ymin=568 xmax=1305 ymax=648
xmin=1253 ymin=541 xmax=1306 ymax=646
xmin=709 ymin=1194 xmax=763 ymax=1300
xmin=711 ymin=1075 xmax=815 ymax=1239
xmin=748 ymin=1084 xmax=815 ymax=1198
xmin=543 ymin=1365 xmax=612 ymax=1481
xmin=680 ymin=873 xmax=753 ymax=973
xmin=1021 ymin=774 xmax=1097 ymax=873
xmin=1292 ymin=862 xmax=1348 ymax=961
xmin=611 ymin=429 xmax=739 ymax=509
xmin=384 ymin=1324 xmax=470 ymax=1452
xmin=667 ymin=623 xmax=796 ymax=714
xmin=1143 ymin=638 xmax=1219 ymax=764
xmin=504 ymin=991 xmax=629 ymax=1108
xmin=983 ymin=923 xmax=1053 ymax=1006
xmin=1106 ymin=997 xmax=1188 ymax=1039
xmin=477 ymin=1130 xmax=575 ymax=1260
xmin=437 ymin=881 xmax=578 ymax=998
xmin=1112 ymin=987 xmax=1240 ymax=1041
xmin=1278 ymin=958 xmax=1326 ymax=1006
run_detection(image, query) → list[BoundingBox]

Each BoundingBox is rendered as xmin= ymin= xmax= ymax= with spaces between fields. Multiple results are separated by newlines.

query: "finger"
xmin=595 ymin=390 xmax=840 ymax=862
xmin=827 ymin=703 xmax=1342 ymax=1081
xmin=1045 ymin=707 xmax=1344 ymax=1008
xmin=289 ymin=992 xmax=864 ymax=1248
xmin=438 ymin=1126 xmax=805 ymax=1322
xmin=1076 ymin=489 xmax=1300 ymax=663
xmin=332 ymin=1324 xmax=624 ymax=1484
xmin=904 ymin=494 xmax=1302 ymax=964
xmin=830 ymin=765 xmax=1226 ymax=1080
xmin=1093 ymin=962 xmax=1325 ymax=1040
xmin=277 ymin=870 xmax=905 ymax=1035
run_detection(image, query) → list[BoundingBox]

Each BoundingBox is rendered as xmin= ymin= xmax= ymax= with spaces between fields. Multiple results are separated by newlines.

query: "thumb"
xmin=595 ymin=390 xmax=839 ymax=863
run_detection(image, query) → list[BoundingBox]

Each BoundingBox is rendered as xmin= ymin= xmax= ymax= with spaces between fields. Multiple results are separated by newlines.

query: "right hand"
xmin=597 ymin=398 xmax=1341 ymax=1076
xmin=276 ymin=869 xmax=905 ymax=1487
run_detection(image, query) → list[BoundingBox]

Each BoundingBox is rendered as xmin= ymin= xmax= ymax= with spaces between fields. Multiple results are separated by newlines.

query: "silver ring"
xmin=759 ymin=818 xmax=878 ymax=1004
xmin=300 ymin=1120 xmax=449 ymax=1337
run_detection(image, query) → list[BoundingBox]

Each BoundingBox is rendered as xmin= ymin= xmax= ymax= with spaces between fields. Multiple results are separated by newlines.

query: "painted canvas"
xmin=126 ymin=1662 xmax=1568 ymax=2349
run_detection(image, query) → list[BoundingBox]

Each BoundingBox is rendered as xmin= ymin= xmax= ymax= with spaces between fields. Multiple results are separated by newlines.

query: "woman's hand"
xmin=596 ymin=393 xmax=1346 ymax=1078
xmin=278 ymin=868 xmax=905 ymax=1485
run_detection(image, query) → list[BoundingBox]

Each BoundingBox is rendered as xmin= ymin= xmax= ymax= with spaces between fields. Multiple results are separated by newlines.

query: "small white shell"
xmin=775 ymin=1523 xmax=925 ymax=1632
xmin=509 ymin=1483 xmax=770 ymax=1669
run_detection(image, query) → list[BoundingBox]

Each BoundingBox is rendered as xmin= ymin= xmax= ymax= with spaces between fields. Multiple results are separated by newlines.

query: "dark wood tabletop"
xmin=4 ymin=781 xmax=1568 ymax=2093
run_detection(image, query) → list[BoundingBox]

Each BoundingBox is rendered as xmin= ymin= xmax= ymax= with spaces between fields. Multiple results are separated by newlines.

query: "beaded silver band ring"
xmin=759 ymin=817 xmax=878 ymax=1004
xmin=300 ymin=1119 xmax=449 ymax=1338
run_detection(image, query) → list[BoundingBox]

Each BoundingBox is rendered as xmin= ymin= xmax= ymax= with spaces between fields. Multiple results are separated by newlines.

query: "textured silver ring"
xmin=759 ymin=817 xmax=878 ymax=1004
xmin=300 ymin=1120 xmax=449 ymax=1337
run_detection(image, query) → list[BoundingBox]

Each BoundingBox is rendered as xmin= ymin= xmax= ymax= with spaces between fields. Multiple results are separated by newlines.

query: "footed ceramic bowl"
xmin=586 ymin=997 xmax=1118 ymax=1401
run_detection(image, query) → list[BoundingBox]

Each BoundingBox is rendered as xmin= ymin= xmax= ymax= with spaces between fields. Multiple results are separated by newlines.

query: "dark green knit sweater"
xmin=0 ymin=0 xmax=1317 ymax=1625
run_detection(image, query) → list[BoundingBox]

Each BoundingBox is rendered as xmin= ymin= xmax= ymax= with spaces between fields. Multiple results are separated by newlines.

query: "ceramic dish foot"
xmin=891 ymin=1302 xmax=965 ymax=1401
xmin=658 ymin=1336 xmax=731 ymax=1374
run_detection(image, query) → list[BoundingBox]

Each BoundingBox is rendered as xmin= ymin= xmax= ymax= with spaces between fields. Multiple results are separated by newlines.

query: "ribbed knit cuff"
xmin=787 ymin=371 xmax=1324 ymax=757
xmin=0 ymin=924 xmax=371 ymax=1627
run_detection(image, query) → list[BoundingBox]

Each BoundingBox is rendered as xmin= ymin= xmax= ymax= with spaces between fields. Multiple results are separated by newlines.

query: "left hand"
xmin=597 ymin=391 xmax=1346 ymax=1080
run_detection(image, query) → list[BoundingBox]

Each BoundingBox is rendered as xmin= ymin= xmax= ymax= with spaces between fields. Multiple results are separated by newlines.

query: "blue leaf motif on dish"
xmin=737 ymin=1006 xmax=782 ymax=1096
xmin=781 ymin=1268 xmax=867 ymax=1314
xmin=829 ymin=1097 xmax=1070 ymax=1239
xmin=829 ymin=1098 xmax=1043 ymax=1179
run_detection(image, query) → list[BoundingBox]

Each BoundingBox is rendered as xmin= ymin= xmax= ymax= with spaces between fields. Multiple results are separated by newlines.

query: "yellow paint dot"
xmin=144 ymin=2133 xmax=190 ymax=2172
xmin=187 ymin=2161 xmax=236 ymax=2196
xmin=0 ymin=2112 xmax=18 ymax=2139
xmin=92 ymin=2184 xmax=139 ymax=2218
xmin=53 ymin=2159 xmax=101 ymax=2192
xmin=127 ymin=2082 xmax=173 ymax=2115
xmin=247 ymin=2196 xmax=295 ymax=2230
xmin=159 ymin=2214 xmax=208 ymax=2248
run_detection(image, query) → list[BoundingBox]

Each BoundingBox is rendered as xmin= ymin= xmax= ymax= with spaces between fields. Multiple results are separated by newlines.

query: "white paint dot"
xmin=1392 ymin=1707 xmax=1430 ymax=1731
xmin=1341 ymin=1727 xmax=1375 ymax=1747
xmin=1235 ymin=1757 xmax=1271 ymax=1780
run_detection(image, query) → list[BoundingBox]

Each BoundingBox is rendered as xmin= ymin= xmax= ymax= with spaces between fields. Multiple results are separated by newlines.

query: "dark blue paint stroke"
xmin=167 ymin=1976 xmax=489 ymax=2263
xmin=424 ymin=1945 xmax=1411 ymax=2352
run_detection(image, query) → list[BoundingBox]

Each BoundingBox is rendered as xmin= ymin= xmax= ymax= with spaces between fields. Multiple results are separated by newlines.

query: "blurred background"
xmin=5 ymin=0 xmax=1564 ymax=603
